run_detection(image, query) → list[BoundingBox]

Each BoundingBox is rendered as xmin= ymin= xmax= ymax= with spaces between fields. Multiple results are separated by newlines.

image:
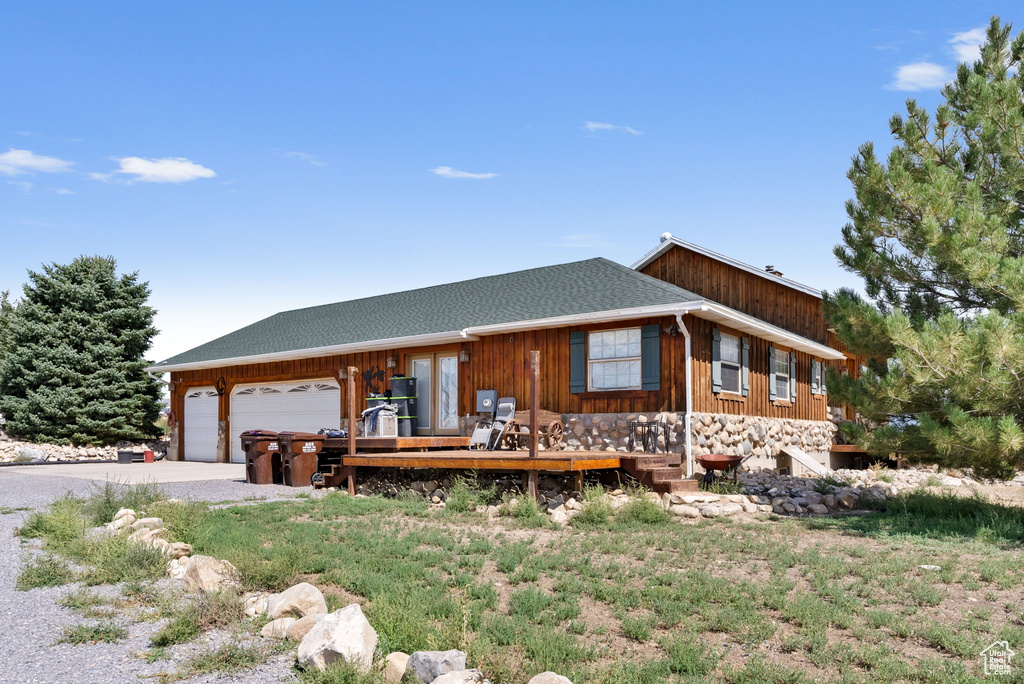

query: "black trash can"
xmin=117 ymin=450 xmax=135 ymax=465
xmin=389 ymin=377 xmax=418 ymax=437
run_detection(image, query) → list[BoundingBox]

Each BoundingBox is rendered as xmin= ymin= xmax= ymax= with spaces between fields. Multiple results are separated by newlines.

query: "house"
xmin=150 ymin=234 xmax=851 ymax=475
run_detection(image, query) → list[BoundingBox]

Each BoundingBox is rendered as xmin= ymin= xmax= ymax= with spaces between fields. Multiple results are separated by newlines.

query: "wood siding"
xmin=169 ymin=313 xmax=838 ymax=459
xmin=641 ymin=245 xmax=829 ymax=344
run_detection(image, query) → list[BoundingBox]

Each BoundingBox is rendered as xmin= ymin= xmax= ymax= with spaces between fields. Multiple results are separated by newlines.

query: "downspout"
xmin=675 ymin=313 xmax=694 ymax=478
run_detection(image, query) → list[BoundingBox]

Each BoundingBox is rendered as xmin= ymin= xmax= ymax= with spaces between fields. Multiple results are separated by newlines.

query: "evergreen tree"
xmin=825 ymin=17 xmax=1024 ymax=479
xmin=0 ymin=256 xmax=163 ymax=444
xmin=0 ymin=291 xmax=15 ymax=370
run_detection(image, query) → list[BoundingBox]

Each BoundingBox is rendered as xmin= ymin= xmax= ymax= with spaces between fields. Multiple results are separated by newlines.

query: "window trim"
xmin=586 ymin=326 xmax=643 ymax=392
xmin=718 ymin=332 xmax=743 ymax=395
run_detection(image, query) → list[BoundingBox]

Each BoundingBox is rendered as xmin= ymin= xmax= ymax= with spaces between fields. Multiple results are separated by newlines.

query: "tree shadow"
xmin=801 ymin=490 xmax=1024 ymax=549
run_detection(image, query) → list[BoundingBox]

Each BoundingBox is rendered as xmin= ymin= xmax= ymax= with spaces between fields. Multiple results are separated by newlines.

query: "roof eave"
xmin=686 ymin=302 xmax=846 ymax=360
xmin=631 ymin=236 xmax=823 ymax=299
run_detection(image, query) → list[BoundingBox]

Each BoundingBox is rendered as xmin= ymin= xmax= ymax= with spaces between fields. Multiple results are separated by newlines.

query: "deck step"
xmin=619 ymin=453 xmax=699 ymax=495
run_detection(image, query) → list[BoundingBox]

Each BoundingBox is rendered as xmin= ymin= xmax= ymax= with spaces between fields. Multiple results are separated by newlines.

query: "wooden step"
xmin=621 ymin=454 xmax=682 ymax=469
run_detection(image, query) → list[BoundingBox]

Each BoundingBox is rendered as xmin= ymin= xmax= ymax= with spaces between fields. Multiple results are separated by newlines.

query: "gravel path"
xmin=0 ymin=470 xmax=308 ymax=684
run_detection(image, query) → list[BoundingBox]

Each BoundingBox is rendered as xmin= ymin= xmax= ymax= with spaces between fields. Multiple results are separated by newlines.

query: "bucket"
xmin=117 ymin=450 xmax=135 ymax=465
xmin=144 ymin=450 xmax=154 ymax=463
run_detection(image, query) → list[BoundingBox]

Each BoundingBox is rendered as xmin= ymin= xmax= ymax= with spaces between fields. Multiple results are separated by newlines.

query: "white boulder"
xmin=297 ymin=604 xmax=377 ymax=672
xmin=182 ymin=555 xmax=241 ymax=593
xmin=260 ymin=617 xmax=296 ymax=638
xmin=267 ymin=582 xmax=327 ymax=619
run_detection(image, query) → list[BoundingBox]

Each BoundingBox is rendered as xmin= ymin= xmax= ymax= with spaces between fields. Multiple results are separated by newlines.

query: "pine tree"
xmin=0 ymin=256 xmax=163 ymax=445
xmin=0 ymin=291 xmax=15 ymax=370
xmin=825 ymin=17 xmax=1024 ymax=480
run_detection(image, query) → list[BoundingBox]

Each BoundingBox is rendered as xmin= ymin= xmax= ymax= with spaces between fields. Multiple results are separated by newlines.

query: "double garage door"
xmin=182 ymin=379 xmax=342 ymax=463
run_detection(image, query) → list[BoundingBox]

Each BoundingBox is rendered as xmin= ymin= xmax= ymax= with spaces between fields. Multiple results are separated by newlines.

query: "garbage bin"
xmin=389 ymin=377 xmax=417 ymax=437
xmin=276 ymin=431 xmax=325 ymax=487
xmin=117 ymin=450 xmax=135 ymax=465
xmin=240 ymin=430 xmax=281 ymax=485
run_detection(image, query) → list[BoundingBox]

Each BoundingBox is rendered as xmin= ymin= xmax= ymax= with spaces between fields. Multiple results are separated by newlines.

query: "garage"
xmin=183 ymin=388 xmax=220 ymax=462
xmin=229 ymin=379 xmax=342 ymax=463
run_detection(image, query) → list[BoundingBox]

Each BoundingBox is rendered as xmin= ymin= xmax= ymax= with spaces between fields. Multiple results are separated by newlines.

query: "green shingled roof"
xmin=152 ymin=258 xmax=702 ymax=369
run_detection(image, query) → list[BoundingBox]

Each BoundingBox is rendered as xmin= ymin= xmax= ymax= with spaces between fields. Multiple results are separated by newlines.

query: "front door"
xmin=406 ymin=352 xmax=460 ymax=435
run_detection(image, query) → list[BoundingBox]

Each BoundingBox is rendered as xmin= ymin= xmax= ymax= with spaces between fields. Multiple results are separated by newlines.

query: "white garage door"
xmin=229 ymin=380 xmax=341 ymax=463
xmin=184 ymin=388 xmax=220 ymax=462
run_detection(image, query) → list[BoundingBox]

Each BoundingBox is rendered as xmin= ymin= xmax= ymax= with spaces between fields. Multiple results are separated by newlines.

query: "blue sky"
xmin=1 ymin=1 xmax=1015 ymax=363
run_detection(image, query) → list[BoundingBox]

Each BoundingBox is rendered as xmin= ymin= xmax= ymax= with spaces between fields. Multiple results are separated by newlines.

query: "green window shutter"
xmin=768 ymin=345 xmax=777 ymax=401
xmin=741 ymin=336 xmax=750 ymax=397
xmin=711 ymin=328 xmax=722 ymax=393
xmin=790 ymin=351 xmax=797 ymax=402
xmin=569 ymin=331 xmax=586 ymax=394
xmin=640 ymin=324 xmax=661 ymax=391
xmin=811 ymin=359 xmax=820 ymax=394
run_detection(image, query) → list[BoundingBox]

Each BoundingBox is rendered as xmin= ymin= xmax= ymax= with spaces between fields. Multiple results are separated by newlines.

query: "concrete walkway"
xmin=2 ymin=460 xmax=245 ymax=484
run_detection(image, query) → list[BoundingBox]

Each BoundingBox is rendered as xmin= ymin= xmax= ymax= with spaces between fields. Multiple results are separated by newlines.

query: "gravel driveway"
xmin=0 ymin=469 xmax=307 ymax=684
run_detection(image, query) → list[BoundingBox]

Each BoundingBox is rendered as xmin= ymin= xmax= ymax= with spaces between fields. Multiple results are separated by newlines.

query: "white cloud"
xmin=951 ymin=28 xmax=985 ymax=63
xmin=53 ymin=187 xmax=75 ymax=195
xmin=282 ymin=151 xmax=326 ymax=166
xmin=0 ymin=149 xmax=74 ymax=176
xmin=582 ymin=121 xmax=642 ymax=136
xmin=7 ymin=180 xmax=33 ymax=194
xmin=94 ymin=156 xmax=216 ymax=183
xmin=430 ymin=166 xmax=498 ymax=179
xmin=886 ymin=62 xmax=951 ymax=91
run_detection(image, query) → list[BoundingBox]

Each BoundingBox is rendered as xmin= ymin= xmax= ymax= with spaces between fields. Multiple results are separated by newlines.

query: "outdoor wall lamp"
xmin=459 ymin=349 xmax=470 ymax=363
xmin=386 ymin=354 xmax=397 ymax=369
xmin=337 ymin=368 xmax=347 ymax=380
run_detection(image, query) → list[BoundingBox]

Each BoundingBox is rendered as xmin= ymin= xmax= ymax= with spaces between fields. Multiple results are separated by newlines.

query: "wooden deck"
xmin=339 ymin=449 xmax=621 ymax=472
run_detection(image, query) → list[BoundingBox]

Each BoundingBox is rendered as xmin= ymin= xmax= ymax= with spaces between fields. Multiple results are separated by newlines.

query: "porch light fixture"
xmin=338 ymin=368 xmax=347 ymax=380
xmin=459 ymin=349 xmax=470 ymax=363
xmin=386 ymin=354 xmax=397 ymax=369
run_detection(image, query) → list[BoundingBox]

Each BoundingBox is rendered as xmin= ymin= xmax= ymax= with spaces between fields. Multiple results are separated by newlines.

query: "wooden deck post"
xmin=347 ymin=366 xmax=358 ymax=495
xmin=529 ymin=350 xmax=540 ymax=459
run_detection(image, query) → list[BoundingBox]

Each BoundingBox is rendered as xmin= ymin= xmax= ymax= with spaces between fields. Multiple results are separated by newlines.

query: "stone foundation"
xmin=557 ymin=410 xmax=835 ymax=470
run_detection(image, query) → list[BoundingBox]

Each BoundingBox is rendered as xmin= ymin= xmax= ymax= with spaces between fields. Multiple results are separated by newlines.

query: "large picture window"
xmin=720 ymin=333 xmax=742 ymax=394
xmin=588 ymin=328 xmax=642 ymax=390
xmin=774 ymin=349 xmax=791 ymax=399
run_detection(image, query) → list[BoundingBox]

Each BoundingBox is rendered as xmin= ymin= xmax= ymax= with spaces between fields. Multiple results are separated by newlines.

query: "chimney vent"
xmin=765 ymin=265 xmax=783 ymax=277
xmin=659 ymin=232 xmax=673 ymax=243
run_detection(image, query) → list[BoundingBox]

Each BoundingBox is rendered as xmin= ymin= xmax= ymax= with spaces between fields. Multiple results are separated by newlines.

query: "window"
xmin=774 ymin=349 xmax=790 ymax=400
xmin=588 ymin=328 xmax=642 ymax=390
xmin=720 ymin=333 xmax=742 ymax=394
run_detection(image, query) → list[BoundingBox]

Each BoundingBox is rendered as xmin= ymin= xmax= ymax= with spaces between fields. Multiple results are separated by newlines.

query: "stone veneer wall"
xmin=455 ymin=411 xmax=837 ymax=470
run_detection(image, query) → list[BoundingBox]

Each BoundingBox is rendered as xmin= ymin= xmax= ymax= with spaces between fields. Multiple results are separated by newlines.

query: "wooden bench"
xmin=503 ymin=409 xmax=565 ymax=451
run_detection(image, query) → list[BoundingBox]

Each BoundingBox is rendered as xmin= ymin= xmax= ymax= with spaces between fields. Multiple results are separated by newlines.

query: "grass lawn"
xmin=18 ymin=483 xmax=1024 ymax=683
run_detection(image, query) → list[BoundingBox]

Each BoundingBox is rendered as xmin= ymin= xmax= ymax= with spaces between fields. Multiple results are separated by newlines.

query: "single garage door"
xmin=229 ymin=380 xmax=341 ymax=463
xmin=183 ymin=388 xmax=220 ymax=462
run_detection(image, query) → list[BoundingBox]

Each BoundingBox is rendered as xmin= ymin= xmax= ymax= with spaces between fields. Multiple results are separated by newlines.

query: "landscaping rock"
xmin=113 ymin=508 xmax=137 ymax=521
xmin=182 ymin=555 xmax=241 ymax=593
xmin=807 ymin=504 xmax=829 ymax=515
xmin=383 ymin=651 xmax=410 ymax=683
xmin=167 ymin=542 xmax=192 ymax=559
xmin=699 ymin=504 xmax=721 ymax=518
xmin=289 ymin=613 xmax=327 ymax=642
xmin=549 ymin=507 xmax=568 ymax=524
xmin=167 ymin=556 xmax=191 ymax=580
xmin=267 ymin=582 xmax=328 ymax=619
xmin=528 ymin=674 xmax=573 ymax=684
xmin=837 ymin=493 xmax=858 ymax=509
xmin=407 ymin=650 xmax=468 ymax=683
xmin=669 ymin=504 xmax=701 ymax=518
xmin=720 ymin=503 xmax=743 ymax=516
xmin=297 ymin=604 xmax=377 ymax=672
xmin=130 ymin=517 xmax=164 ymax=531
xmin=260 ymin=617 xmax=297 ymax=639
xmin=430 ymin=671 xmax=484 ymax=684
xmin=243 ymin=592 xmax=272 ymax=617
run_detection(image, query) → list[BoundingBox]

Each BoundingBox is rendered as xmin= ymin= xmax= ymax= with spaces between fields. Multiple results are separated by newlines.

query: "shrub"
xmin=501 ymin=496 xmax=547 ymax=528
xmin=572 ymin=485 xmax=613 ymax=526
xmin=56 ymin=621 xmax=127 ymax=645
xmin=82 ymin=480 xmax=165 ymax=526
xmin=616 ymin=497 xmax=668 ymax=526
xmin=79 ymin=534 xmax=167 ymax=585
xmin=445 ymin=474 xmax=497 ymax=513
xmin=16 ymin=554 xmax=75 ymax=590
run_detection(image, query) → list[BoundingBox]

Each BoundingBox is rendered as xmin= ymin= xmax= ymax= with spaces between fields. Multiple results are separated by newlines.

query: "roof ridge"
xmin=593 ymin=256 xmax=704 ymax=301
xmin=265 ymin=257 xmax=611 ymax=318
